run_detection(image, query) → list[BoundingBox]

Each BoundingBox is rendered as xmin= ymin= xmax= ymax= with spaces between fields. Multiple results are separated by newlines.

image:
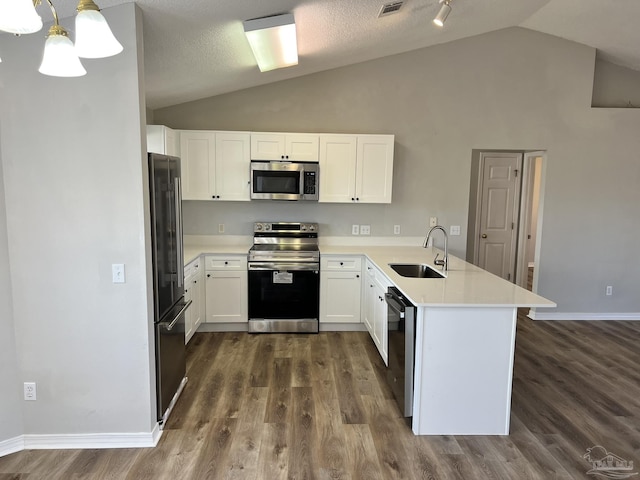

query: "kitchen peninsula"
xmin=184 ymin=239 xmax=555 ymax=436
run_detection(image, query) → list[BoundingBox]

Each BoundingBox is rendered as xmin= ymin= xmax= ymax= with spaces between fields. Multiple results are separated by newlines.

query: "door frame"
xmin=470 ymin=150 xmax=546 ymax=289
xmin=515 ymin=151 xmax=546 ymax=289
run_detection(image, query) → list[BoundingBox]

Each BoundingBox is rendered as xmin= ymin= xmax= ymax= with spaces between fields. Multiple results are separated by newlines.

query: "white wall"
xmin=0 ymin=3 xmax=156 ymax=438
xmin=155 ymin=27 xmax=640 ymax=317
xmin=0 ymin=144 xmax=23 ymax=447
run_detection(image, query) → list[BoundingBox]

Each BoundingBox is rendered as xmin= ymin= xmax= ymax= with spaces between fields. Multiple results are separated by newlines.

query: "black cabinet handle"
xmin=340 ymin=262 xmax=344 ymax=266
xmin=356 ymin=274 xmax=360 ymax=278
xmin=207 ymin=274 xmax=211 ymax=278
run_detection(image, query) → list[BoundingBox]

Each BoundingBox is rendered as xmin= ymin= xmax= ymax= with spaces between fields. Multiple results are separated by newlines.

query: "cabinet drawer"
xmin=205 ymin=255 xmax=247 ymax=270
xmin=321 ymin=256 xmax=362 ymax=271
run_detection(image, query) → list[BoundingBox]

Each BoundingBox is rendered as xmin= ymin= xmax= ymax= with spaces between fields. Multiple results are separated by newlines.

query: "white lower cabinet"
xmin=363 ymin=260 xmax=391 ymax=365
xmin=184 ymin=257 xmax=204 ymax=344
xmin=205 ymin=255 xmax=248 ymax=323
xmin=320 ymin=256 xmax=362 ymax=323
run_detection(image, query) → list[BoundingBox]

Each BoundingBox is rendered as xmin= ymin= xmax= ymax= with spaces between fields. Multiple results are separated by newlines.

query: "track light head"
xmin=433 ymin=0 xmax=452 ymax=27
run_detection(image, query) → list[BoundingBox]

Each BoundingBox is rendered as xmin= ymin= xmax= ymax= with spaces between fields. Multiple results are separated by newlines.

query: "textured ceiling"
xmin=54 ymin=0 xmax=640 ymax=109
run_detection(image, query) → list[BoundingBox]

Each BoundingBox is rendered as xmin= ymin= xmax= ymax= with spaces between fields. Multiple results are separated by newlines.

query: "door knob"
xmin=481 ymin=234 xmax=487 ymax=238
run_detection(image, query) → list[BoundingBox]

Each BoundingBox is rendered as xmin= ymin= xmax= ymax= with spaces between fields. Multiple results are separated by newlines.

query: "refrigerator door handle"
xmin=161 ymin=300 xmax=192 ymax=331
xmin=175 ymin=176 xmax=184 ymax=288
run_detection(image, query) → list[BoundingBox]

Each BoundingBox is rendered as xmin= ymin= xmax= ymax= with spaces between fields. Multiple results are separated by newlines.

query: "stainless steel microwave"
xmin=250 ymin=161 xmax=319 ymax=201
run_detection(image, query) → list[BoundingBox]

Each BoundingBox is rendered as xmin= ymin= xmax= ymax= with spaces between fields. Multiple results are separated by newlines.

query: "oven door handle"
xmin=249 ymin=262 xmax=319 ymax=271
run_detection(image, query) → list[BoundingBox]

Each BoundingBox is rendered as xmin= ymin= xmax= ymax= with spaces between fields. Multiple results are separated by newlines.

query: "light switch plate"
xmin=112 ymin=264 xmax=125 ymax=283
xmin=450 ymin=225 xmax=461 ymax=236
xmin=352 ymin=225 xmax=360 ymax=235
xmin=394 ymin=225 xmax=401 ymax=235
xmin=430 ymin=216 xmax=438 ymax=227
xmin=360 ymin=225 xmax=371 ymax=235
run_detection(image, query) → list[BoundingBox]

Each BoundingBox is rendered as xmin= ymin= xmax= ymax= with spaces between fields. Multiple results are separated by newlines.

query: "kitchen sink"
xmin=389 ymin=263 xmax=445 ymax=278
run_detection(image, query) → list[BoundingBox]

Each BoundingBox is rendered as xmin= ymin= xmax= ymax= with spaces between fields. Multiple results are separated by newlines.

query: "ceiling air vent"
xmin=378 ymin=1 xmax=404 ymax=17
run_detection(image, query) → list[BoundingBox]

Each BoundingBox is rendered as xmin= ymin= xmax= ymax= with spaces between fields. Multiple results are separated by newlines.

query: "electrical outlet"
xmin=360 ymin=225 xmax=371 ymax=235
xmin=351 ymin=224 xmax=360 ymax=235
xmin=394 ymin=225 xmax=401 ymax=235
xmin=218 ymin=224 xmax=225 ymax=233
xmin=430 ymin=216 xmax=438 ymax=227
xmin=24 ymin=382 xmax=36 ymax=401
xmin=606 ymin=285 xmax=613 ymax=296
xmin=450 ymin=225 xmax=461 ymax=236
xmin=112 ymin=264 xmax=125 ymax=284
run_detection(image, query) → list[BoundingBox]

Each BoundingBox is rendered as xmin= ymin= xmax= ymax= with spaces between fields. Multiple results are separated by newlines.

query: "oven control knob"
xmin=301 ymin=224 xmax=307 ymax=232
xmin=309 ymin=224 xmax=316 ymax=232
xmin=264 ymin=224 xmax=271 ymax=231
xmin=255 ymin=223 xmax=263 ymax=231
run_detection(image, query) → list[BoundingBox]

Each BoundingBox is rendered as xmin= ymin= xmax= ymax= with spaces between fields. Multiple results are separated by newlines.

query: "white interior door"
xmin=476 ymin=152 xmax=522 ymax=281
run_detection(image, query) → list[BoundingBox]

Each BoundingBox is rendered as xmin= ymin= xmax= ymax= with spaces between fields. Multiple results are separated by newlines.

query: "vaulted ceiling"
xmin=54 ymin=0 xmax=640 ymax=109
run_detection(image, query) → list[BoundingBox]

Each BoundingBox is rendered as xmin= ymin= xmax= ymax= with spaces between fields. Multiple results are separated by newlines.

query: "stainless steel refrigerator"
xmin=148 ymin=153 xmax=190 ymax=426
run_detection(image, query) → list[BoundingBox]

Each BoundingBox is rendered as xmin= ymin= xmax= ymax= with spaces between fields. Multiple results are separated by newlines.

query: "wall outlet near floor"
xmin=394 ymin=225 xmax=401 ymax=235
xmin=606 ymin=285 xmax=613 ymax=296
xmin=360 ymin=225 xmax=371 ymax=235
xmin=24 ymin=382 xmax=36 ymax=401
xmin=430 ymin=216 xmax=438 ymax=227
xmin=218 ymin=224 xmax=225 ymax=233
xmin=352 ymin=224 xmax=360 ymax=235
xmin=450 ymin=225 xmax=461 ymax=236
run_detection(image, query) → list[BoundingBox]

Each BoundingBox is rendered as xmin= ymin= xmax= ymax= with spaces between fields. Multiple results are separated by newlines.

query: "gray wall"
xmin=0 ymin=145 xmax=23 ymax=445
xmin=592 ymin=58 xmax=640 ymax=107
xmin=155 ymin=27 xmax=640 ymax=317
xmin=0 ymin=4 xmax=156 ymax=437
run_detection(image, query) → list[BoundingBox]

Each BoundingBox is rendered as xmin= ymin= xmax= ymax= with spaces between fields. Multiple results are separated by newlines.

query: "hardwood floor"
xmin=2 ymin=318 xmax=639 ymax=479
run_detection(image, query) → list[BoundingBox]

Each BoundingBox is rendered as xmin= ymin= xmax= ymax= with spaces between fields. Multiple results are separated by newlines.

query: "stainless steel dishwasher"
xmin=385 ymin=286 xmax=416 ymax=420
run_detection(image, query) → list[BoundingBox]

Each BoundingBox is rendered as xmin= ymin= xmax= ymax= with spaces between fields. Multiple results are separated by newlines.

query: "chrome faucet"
xmin=423 ymin=225 xmax=448 ymax=271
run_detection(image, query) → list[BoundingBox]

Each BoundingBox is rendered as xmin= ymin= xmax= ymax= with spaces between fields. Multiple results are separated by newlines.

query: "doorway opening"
xmin=466 ymin=150 xmax=546 ymax=291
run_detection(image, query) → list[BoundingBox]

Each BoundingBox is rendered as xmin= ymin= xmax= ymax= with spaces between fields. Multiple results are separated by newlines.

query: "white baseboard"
xmin=0 ymin=435 xmax=25 ymax=457
xmin=529 ymin=311 xmax=640 ymax=321
xmin=0 ymin=425 xmax=162 ymax=457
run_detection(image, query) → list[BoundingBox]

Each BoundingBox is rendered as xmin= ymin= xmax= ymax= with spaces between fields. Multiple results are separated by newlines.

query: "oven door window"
xmin=253 ymin=170 xmax=301 ymax=195
xmin=249 ymin=269 xmax=319 ymax=319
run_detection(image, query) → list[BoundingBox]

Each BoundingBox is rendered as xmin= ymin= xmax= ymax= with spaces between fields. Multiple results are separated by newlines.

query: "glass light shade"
xmin=39 ymin=29 xmax=87 ymax=77
xmin=243 ymin=14 xmax=298 ymax=72
xmin=433 ymin=3 xmax=451 ymax=27
xmin=0 ymin=0 xmax=43 ymax=34
xmin=75 ymin=9 xmax=123 ymax=58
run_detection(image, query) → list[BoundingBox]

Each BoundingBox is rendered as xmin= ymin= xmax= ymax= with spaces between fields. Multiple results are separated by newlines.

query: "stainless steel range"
xmin=248 ymin=222 xmax=320 ymax=333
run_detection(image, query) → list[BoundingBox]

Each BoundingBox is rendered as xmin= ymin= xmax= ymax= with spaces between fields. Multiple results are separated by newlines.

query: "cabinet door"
xmin=286 ymin=134 xmax=319 ymax=162
xmin=319 ymin=135 xmax=357 ymax=203
xmin=184 ymin=275 xmax=195 ymax=344
xmin=191 ymin=267 xmax=204 ymax=333
xmin=356 ymin=135 xmax=394 ymax=203
xmin=250 ymin=133 xmax=285 ymax=160
xmin=373 ymin=279 xmax=388 ymax=365
xmin=320 ymin=271 xmax=362 ymax=323
xmin=205 ymin=270 xmax=248 ymax=323
xmin=147 ymin=125 xmax=177 ymax=155
xmin=363 ymin=277 xmax=375 ymax=335
xmin=180 ymin=131 xmax=216 ymax=200
xmin=215 ymin=132 xmax=250 ymax=201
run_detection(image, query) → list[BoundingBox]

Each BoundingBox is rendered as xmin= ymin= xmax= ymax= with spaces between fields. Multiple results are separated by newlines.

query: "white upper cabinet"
xmin=147 ymin=125 xmax=179 ymax=157
xmin=215 ymin=132 xmax=251 ymax=201
xmin=251 ymin=133 xmax=319 ymax=162
xmin=179 ymin=130 xmax=250 ymax=201
xmin=319 ymin=134 xmax=394 ymax=203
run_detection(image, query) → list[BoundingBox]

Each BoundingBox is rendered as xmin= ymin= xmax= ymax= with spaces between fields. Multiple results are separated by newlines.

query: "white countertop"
xmin=183 ymin=238 xmax=555 ymax=309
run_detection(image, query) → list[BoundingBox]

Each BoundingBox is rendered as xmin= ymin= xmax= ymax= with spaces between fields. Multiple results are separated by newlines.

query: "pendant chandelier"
xmin=0 ymin=0 xmax=123 ymax=77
